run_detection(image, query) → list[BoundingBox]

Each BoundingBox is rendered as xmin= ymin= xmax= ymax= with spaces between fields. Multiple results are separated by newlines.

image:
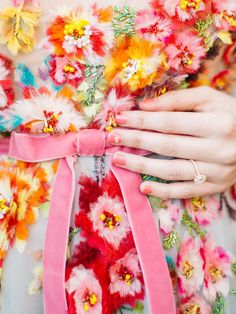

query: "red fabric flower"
xmin=0 ymin=54 xmax=15 ymax=109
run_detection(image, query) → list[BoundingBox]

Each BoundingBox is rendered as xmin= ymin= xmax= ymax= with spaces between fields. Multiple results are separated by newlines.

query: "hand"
xmin=109 ymin=86 xmax=236 ymax=199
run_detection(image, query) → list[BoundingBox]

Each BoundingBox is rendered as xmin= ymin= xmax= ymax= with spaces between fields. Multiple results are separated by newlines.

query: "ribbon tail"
xmin=111 ymin=164 xmax=176 ymax=314
xmin=43 ymin=156 xmax=76 ymax=314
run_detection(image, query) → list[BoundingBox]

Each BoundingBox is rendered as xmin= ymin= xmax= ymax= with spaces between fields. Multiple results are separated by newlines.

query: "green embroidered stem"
xmin=181 ymin=211 xmax=206 ymax=238
xmin=69 ymin=227 xmax=80 ymax=242
xmin=232 ymin=261 xmax=236 ymax=274
xmin=211 ymin=294 xmax=225 ymax=314
xmin=163 ymin=230 xmax=180 ymax=251
xmin=112 ymin=5 xmax=136 ymax=37
xmin=141 ymin=174 xmax=170 ymax=184
xmin=195 ymin=15 xmax=214 ymax=47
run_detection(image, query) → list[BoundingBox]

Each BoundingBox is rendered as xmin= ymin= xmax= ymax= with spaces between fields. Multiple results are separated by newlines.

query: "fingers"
xmin=108 ymin=129 xmax=221 ymax=163
xmin=139 ymin=86 xmax=218 ymax=112
xmin=115 ymin=111 xmax=223 ymax=138
xmin=140 ymin=181 xmax=224 ymax=199
xmin=112 ymin=152 xmax=233 ymax=183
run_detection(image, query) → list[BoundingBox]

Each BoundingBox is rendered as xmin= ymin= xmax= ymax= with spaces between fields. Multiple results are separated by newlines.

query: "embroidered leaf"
xmin=141 ymin=174 xmax=170 ymax=184
xmin=112 ymin=5 xmax=136 ymax=37
xmin=181 ymin=211 xmax=206 ymax=238
xmin=148 ymin=196 xmax=167 ymax=213
xmin=211 ymin=294 xmax=225 ymax=314
xmin=195 ymin=15 xmax=214 ymax=47
xmin=163 ymin=230 xmax=180 ymax=251
xmin=231 ymin=261 xmax=236 ymax=274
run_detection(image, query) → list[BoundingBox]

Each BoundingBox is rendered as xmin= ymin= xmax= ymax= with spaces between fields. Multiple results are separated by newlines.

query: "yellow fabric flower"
xmin=0 ymin=3 xmax=40 ymax=55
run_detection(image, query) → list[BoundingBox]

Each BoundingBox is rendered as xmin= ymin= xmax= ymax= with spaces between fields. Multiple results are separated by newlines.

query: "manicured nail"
xmin=141 ymin=184 xmax=152 ymax=195
xmin=108 ymin=133 xmax=122 ymax=145
xmin=112 ymin=154 xmax=126 ymax=166
xmin=115 ymin=114 xmax=127 ymax=124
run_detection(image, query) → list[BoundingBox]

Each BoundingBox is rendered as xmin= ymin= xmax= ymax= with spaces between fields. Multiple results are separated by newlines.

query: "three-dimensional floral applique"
xmin=212 ymin=0 xmax=236 ymax=30
xmin=177 ymin=295 xmax=211 ymax=314
xmin=0 ymin=54 xmax=15 ymax=109
xmin=0 ymin=2 xmax=40 ymax=55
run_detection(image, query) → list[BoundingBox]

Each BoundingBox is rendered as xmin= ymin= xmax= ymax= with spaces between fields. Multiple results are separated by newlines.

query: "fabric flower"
xmin=104 ymin=36 xmax=166 ymax=92
xmin=135 ymin=10 xmax=173 ymax=42
xmin=165 ymin=32 xmax=206 ymax=74
xmin=183 ymin=196 xmax=220 ymax=226
xmin=0 ymin=54 xmax=14 ymax=109
xmin=75 ymin=173 xmax=134 ymax=260
xmin=10 ymin=89 xmax=87 ymax=134
xmin=176 ymin=237 xmax=204 ymax=297
xmin=109 ymin=249 xmax=144 ymax=310
xmin=224 ymin=39 xmax=236 ymax=65
xmin=212 ymin=0 xmax=236 ymax=30
xmin=151 ymin=0 xmax=207 ymax=23
xmin=201 ymin=237 xmax=232 ymax=301
xmin=46 ymin=6 xmax=112 ymax=61
xmin=155 ymin=200 xmax=179 ymax=235
xmin=95 ymin=84 xmax=135 ymax=131
xmin=48 ymin=55 xmax=84 ymax=87
xmin=177 ymin=295 xmax=211 ymax=314
xmin=0 ymin=3 xmax=40 ymax=55
xmin=65 ymin=265 xmax=102 ymax=314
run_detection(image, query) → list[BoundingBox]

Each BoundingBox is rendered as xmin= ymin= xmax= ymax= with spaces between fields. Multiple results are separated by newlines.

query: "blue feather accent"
xmin=0 ymin=111 xmax=23 ymax=132
xmin=15 ymin=64 xmax=36 ymax=87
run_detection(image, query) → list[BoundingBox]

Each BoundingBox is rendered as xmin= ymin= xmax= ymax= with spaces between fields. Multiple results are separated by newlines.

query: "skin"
xmin=109 ymin=86 xmax=236 ymax=199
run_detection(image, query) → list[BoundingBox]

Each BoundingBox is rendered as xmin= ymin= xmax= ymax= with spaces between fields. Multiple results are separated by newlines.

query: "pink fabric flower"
xmin=165 ymin=32 xmax=206 ymax=74
xmin=183 ymin=196 xmax=220 ymax=226
xmin=212 ymin=0 xmax=236 ymax=30
xmin=109 ymin=249 xmax=143 ymax=297
xmin=65 ymin=265 xmax=102 ymax=314
xmin=135 ymin=10 xmax=173 ymax=42
xmin=177 ymin=295 xmax=211 ymax=314
xmin=48 ymin=55 xmax=84 ymax=87
xmin=155 ymin=200 xmax=179 ymax=235
xmin=201 ymin=237 xmax=232 ymax=301
xmin=89 ymin=194 xmax=130 ymax=249
xmin=177 ymin=237 xmax=204 ymax=297
xmin=152 ymin=0 xmax=207 ymax=22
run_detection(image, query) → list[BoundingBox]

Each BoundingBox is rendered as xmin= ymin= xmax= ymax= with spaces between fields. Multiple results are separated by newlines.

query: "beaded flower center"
xmin=99 ymin=210 xmax=122 ymax=230
xmin=63 ymin=63 xmax=77 ymax=74
xmin=180 ymin=0 xmax=202 ymax=11
xmin=82 ymin=290 xmax=98 ymax=312
xmin=118 ymin=265 xmax=134 ymax=286
xmin=64 ymin=19 xmax=92 ymax=49
xmin=209 ymin=265 xmax=224 ymax=283
xmin=177 ymin=47 xmax=195 ymax=67
xmin=0 ymin=195 xmax=11 ymax=219
xmin=43 ymin=110 xmax=63 ymax=135
xmin=222 ymin=11 xmax=236 ymax=27
xmin=122 ymin=59 xmax=141 ymax=81
xmin=184 ymin=304 xmax=201 ymax=314
xmin=183 ymin=260 xmax=194 ymax=279
xmin=191 ymin=197 xmax=207 ymax=212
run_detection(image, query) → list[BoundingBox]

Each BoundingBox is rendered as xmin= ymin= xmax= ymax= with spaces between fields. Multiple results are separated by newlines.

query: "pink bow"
xmin=9 ymin=130 xmax=176 ymax=314
xmin=0 ymin=137 xmax=10 ymax=155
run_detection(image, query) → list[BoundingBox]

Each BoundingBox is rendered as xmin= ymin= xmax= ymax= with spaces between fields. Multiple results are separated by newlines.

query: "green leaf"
xmin=112 ymin=5 xmax=136 ymax=37
xmin=211 ymin=294 xmax=225 ymax=314
xmin=163 ymin=230 xmax=180 ymax=251
xmin=134 ymin=302 xmax=144 ymax=313
xmin=181 ymin=211 xmax=206 ymax=238
xmin=141 ymin=174 xmax=170 ymax=184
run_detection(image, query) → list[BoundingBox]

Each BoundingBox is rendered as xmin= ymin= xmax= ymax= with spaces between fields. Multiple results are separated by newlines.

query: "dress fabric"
xmin=0 ymin=0 xmax=236 ymax=314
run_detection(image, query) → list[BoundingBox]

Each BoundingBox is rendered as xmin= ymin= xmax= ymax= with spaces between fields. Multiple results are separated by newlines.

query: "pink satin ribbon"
xmin=0 ymin=137 xmax=10 ymax=155
xmin=9 ymin=130 xmax=175 ymax=314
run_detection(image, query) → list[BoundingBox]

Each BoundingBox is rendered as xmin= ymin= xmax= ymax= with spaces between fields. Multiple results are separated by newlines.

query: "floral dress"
xmin=0 ymin=0 xmax=236 ymax=314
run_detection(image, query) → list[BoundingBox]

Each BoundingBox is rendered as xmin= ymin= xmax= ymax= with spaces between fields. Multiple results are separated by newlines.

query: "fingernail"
xmin=141 ymin=184 xmax=152 ymax=195
xmin=115 ymin=114 xmax=127 ymax=124
xmin=112 ymin=154 xmax=126 ymax=166
xmin=108 ymin=133 xmax=122 ymax=145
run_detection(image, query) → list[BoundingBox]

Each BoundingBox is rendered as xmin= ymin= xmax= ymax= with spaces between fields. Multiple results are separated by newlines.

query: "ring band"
xmin=190 ymin=160 xmax=207 ymax=185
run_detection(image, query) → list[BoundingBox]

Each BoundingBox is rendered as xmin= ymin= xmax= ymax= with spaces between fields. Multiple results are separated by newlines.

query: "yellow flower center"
xmin=180 ymin=0 xmax=202 ymax=11
xmin=191 ymin=197 xmax=207 ymax=212
xmin=43 ymin=110 xmax=63 ymax=135
xmin=118 ymin=265 xmax=134 ymax=286
xmin=209 ymin=265 xmax=224 ymax=283
xmin=83 ymin=290 xmax=98 ymax=311
xmin=64 ymin=19 xmax=89 ymax=37
xmin=222 ymin=11 xmax=236 ymax=27
xmin=105 ymin=115 xmax=118 ymax=132
xmin=0 ymin=195 xmax=16 ymax=219
xmin=100 ymin=211 xmax=122 ymax=230
xmin=182 ymin=260 xmax=194 ymax=279
xmin=184 ymin=304 xmax=201 ymax=314
xmin=63 ymin=64 xmax=76 ymax=73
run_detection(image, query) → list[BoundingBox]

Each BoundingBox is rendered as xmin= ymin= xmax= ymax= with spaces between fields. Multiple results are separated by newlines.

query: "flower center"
xmin=209 ymin=265 xmax=224 ymax=283
xmin=99 ymin=210 xmax=122 ymax=230
xmin=0 ymin=194 xmax=16 ymax=220
xmin=105 ymin=112 xmax=118 ymax=132
xmin=180 ymin=0 xmax=202 ymax=11
xmin=144 ymin=22 xmax=161 ymax=35
xmin=63 ymin=64 xmax=76 ymax=74
xmin=43 ymin=110 xmax=63 ymax=135
xmin=183 ymin=304 xmax=201 ymax=314
xmin=122 ymin=59 xmax=141 ymax=81
xmin=191 ymin=197 xmax=207 ymax=212
xmin=64 ymin=19 xmax=92 ymax=48
xmin=118 ymin=265 xmax=134 ymax=286
xmin=82 ymin=290 xmax=98 ymax=312
xmin=177 ymin=47 xmax=195 ymax=67
xmin=182 ymin=260 xmax=194 ymax=279
xmin=222 ymin=10 xmax=236 ymax=27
